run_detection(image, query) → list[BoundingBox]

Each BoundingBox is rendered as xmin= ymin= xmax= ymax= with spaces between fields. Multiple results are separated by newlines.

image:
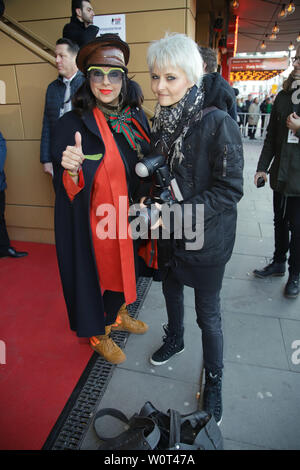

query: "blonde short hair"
xmin=147 ymin=33 xmax=203 ymax=87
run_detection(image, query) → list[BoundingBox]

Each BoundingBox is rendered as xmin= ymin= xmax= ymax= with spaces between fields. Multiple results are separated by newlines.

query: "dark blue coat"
xmin=51 ymin=107 xmax=150 ymax=337
xmin=40 ymin=71 xmax=85 ymax=164
xmin=0 ymin=131 xmax=7 ymax=191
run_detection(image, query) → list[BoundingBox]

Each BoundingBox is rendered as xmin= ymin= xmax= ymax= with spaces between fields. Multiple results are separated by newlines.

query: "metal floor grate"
xmin=43 ymin=276 xmax=152 ymax=450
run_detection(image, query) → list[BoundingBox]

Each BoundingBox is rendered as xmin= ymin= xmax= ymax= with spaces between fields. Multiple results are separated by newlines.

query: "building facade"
xmin=0 ymin=0 xmax=200 ymax=243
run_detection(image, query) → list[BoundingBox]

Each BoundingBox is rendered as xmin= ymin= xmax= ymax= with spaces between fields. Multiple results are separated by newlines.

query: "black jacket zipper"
xmin=223 ymin=145 xmax=227 ymax=177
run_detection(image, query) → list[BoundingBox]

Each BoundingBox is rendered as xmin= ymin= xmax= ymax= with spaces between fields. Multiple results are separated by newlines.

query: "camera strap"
xmin=131 ymin=118 xmax=150 ymax=144
xmin=170 ymin=178 xmax=184 ymax=202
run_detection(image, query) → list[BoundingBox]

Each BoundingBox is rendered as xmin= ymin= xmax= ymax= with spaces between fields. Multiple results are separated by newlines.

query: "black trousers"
xmin=273 ymin=191 xmax=300 ymax=275
xmin=162 ymin=267 xmax=225 ymax=373
xmin=261 ymin=115 xmax=265 ymax=136
xmin=103 ymin=290 xmax=125 ymax=326
xmin=0 ymin=190 xmax=10 ymax=252
xmin=248 ymin=124 xmax=257 ymax=139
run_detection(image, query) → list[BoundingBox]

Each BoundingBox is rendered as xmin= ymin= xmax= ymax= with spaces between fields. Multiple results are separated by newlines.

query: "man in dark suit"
xmin=0 ymin=132 xmax=28 ymax=258
xmin=40 ymin=38 xmax=84 ymax=177
xmin=62 ymin=0 xmax=99 ymax=47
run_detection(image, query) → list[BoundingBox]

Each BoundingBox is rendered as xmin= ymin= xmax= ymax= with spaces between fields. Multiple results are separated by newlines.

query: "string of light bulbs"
xmin=259 ymin=1 xmax=297 ymax=50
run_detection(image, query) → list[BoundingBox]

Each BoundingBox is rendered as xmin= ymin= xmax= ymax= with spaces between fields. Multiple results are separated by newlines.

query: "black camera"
xmin=257 ymin=176 xmax=265 ymax=188
xmin=135 ymin=154 xmax=175 ymax=205
xmin=132 ymin=154 xmax=176 ymax=237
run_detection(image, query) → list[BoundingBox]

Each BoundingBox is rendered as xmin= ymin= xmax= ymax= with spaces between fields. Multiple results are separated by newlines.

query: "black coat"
xmin=257 ymin=85 xmax=300 ymax=196
xmin=155 ymin=84 xmax=244 ymax=277
xmin=168 ymin=108 xmax=244 ymax=269
xmin=62 ymin=17 xmax=99 ymax=47
xmin=202 ymin=72 xmax=238 ymax=121
xmin=0 ymin=0 xmax=5 ymax=17
xmin=51 ymin=107 xmax=150 ymax=337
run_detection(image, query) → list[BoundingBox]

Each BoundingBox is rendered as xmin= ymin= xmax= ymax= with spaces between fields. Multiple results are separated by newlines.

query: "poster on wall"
xmin=94 ymin=14 xmax=126 ymax=41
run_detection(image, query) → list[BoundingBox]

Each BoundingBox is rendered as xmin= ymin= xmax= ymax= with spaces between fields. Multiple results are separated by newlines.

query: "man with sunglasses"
xmin=63 ymin=0 xmax=99 ymax=47
xmin=253 ymin=48 xmax=300 ymax=298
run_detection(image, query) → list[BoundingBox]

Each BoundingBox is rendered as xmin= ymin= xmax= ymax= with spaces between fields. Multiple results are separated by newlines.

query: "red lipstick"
xmin=100 ymin=89 xmax=112 ymax=95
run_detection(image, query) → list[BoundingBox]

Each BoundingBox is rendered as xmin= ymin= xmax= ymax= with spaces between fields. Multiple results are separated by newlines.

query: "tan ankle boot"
xmin=90 ymin=326 xmax=126 ymax=364
xmin=111 ymin=304 xmax=149 ymax=334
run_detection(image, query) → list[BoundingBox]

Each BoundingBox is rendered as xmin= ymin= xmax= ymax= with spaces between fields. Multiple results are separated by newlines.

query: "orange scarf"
xmin=90 ymin=107 xmax=136 ymax=305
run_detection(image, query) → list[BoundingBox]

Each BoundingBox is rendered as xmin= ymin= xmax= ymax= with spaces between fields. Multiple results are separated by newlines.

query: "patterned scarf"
xmin=151 ymin=85 xmax=204 ymax=170
xmin=96 ymin=102 xmax=147 ymax=158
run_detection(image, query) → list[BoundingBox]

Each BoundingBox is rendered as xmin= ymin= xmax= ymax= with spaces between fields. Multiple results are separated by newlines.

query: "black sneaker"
xmin=253 ymin=261 xmax=286 ymax=278
xmin=284 ymin=273 xmax=300 ymax=298
xmin=150 ymin=325 xmax=184 ymax=366
xmin=203 ymin=370 xmax=223 ymax=425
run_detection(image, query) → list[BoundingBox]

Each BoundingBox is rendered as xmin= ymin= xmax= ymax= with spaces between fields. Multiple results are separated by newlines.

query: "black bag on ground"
xmin=93 ymin=401 xmax=223 ymax=450
xmin=93 ymin=407 xmax=160 ymax=450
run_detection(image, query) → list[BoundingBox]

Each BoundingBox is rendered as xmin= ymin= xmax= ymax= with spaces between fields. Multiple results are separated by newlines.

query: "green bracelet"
xmin=67 ymin=170 xmax=78 ymax=177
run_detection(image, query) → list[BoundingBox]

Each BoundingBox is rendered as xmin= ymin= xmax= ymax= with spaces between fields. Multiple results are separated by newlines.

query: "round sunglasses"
xmin=87 ymin=66 xmax=125 ymax=84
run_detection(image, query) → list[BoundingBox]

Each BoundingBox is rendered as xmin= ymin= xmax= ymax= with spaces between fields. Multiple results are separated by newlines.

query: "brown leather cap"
xmin=76 ymin=34 xmax=130 ymax=73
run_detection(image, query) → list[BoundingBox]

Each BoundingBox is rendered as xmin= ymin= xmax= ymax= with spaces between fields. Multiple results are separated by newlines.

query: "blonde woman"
xmin=146 ymin=33 xmax=244 ymax=424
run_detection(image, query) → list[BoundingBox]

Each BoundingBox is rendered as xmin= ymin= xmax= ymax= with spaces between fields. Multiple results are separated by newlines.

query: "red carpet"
xmin=0 ymin=241 xmax=92 ymax=450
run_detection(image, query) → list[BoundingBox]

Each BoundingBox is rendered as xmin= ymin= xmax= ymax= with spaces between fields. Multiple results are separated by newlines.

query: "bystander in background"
xmin=0 ymin=132 xmax=28 ymax=258
xmin=63 ymin=0 xmax=99 ymax=47
xmin=40 ymin=38 xmax=84 ymax=178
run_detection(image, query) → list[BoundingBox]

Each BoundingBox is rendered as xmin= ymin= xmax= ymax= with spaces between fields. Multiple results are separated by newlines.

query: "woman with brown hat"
xmin=51 ymin=34 xmax=151 ymax=364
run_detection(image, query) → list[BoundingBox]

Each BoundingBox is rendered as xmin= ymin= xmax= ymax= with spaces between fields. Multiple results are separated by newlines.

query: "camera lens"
xmin=135 ymin=154 xmax=166 ymax=178
xmin=135 ymin=162 xmax=149 ymax=177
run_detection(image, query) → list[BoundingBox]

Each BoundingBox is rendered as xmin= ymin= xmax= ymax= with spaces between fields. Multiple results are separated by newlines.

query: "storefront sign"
xmin=231 ymin=57 xmax=288 ymax=71
xmin=94 ymin=14 xmax=126 ymax=41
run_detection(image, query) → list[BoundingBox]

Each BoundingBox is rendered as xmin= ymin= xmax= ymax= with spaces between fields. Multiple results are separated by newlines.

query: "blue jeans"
xmin=162 ymin=267 xmax=224 ymax=372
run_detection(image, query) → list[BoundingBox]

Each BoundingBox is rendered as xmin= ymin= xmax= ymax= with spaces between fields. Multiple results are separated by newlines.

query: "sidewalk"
xmin=80 ymin=141 xmax=300 ymax=451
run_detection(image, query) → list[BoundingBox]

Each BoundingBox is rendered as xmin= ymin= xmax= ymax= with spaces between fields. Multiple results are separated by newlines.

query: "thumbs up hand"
xmin=74 ymin=131 xmax=82 ymax=151
xmin=61 ymin=131 xmax=85 ymax=174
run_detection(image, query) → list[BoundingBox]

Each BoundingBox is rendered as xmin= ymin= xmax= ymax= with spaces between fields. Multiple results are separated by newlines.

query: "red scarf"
xmin=90 ymin=107 xmax=136 ymax=305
